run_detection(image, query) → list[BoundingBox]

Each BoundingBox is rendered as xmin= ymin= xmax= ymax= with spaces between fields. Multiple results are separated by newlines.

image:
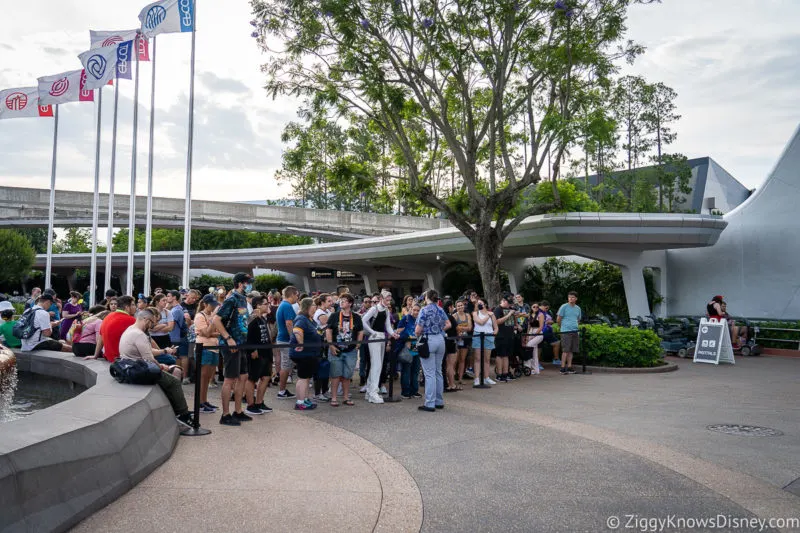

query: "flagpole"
xmin=105 ymin=78 xmax=120 ymax=294
xmin=144 ymin=35 xmax=157 ymax=298
xmin=44 ymin=105 xmax=59 ymax=291
xmin=127 ymin=37 xmax=141 ymax=296
xmin=89 ymin=88 xmax=104 ymax=307
xmin=182 ymin=2 xmax=197 ymax=289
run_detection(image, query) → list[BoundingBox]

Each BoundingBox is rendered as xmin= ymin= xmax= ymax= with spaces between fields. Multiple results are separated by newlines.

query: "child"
xmin=0 ymin=302 xmax=21 ymax=349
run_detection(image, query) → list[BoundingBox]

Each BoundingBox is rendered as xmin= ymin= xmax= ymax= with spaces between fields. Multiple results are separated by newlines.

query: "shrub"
xmin=190 ymin=274 xmax=233 ymax=292
xmin=580 ymin=324 xmax=664 ymax=368
xmin=750 ymin=320 xmax=800 ymax=350
xmin=253 ymin=274 xmax=290 ymax=294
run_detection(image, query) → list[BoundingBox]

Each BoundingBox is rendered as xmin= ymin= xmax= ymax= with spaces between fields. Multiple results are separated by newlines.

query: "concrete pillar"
xmin=301 ymin=275 xmax=311 ymax=294
xmin=362 ymin=271 xmax=379 ymax=295
xmin=620 ymin=263 xmax=651 ymax=319
xmin=66 ymin=271 xmax=77 ymax=292
xmin=503 ymin=258 xmax=528 ymax=295
xmin=650 ymin=266 xmax=668 ymax=317
xmin=424 ymin=267 xmax=443 ymax=292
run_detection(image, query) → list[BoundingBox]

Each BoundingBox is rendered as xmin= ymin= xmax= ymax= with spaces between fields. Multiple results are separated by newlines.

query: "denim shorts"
xmin=201 ymin=348 xmax=219 ymax=366
xmin=329 ymin=349 xmax=357 ymax=379
xmin=471 ymin=335 xmax=495 ymax=350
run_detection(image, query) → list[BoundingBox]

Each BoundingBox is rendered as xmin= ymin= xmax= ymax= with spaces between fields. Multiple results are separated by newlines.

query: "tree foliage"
xmin=0 ymin=230 xmax=36 ymax=284
xmin=112 ymin=228 xmax=312 ymax=252
xmin=252 ymin=0 xmax=648 ymax=303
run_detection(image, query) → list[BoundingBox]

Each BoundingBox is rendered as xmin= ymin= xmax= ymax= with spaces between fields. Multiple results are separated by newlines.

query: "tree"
xmin=253 ymin=0 xmax=646 ymax=303
xmin=0 ymin=230 xmax=35 ymax=284
xmin=526 ymin=179 xmax=600 ymax=213
xmin=112 ymin=228 xmax=312 ymax=252
xmin=612 ymin=75 xmax=651 ymax=173
xmin=641 ymin=82 xmax=680 ymax=210
xmin=655 ymin=153 xmax=692 ymax=212
xmin=16 ymin=228 xmax=51 ymax=254
xmin=53 ymin=227 xmax=105 ymax=254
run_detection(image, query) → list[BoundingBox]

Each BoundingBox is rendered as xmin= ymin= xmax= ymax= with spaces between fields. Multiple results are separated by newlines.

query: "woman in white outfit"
xmin=361 ymin=290 xmax=398 ymax=403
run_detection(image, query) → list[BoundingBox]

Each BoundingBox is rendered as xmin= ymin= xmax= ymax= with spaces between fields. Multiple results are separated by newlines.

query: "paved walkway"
xmin=71 ymin=356 xmax=800 ymax=533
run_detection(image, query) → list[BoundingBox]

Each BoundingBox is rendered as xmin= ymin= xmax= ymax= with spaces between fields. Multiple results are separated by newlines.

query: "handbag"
xmin=398 ymin=345 xmax=414 ymax=364
xmin=417 ymin=335 xmax=430 ymax=358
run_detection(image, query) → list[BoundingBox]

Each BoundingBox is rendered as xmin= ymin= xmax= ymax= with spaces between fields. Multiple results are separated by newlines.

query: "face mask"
xmin=244 ymin=283 xmax=253 ymax=293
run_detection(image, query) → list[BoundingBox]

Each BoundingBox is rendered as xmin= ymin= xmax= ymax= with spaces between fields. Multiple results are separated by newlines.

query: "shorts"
xmin=561 ymin=331 xmax=580 ymax=353
xmin=32 ymin=339 xmax=63 ymax=352
xmin=543 ymin=331 xmax=560 ymax=345
xmin=290 ymin=356 xmax=319 ymax=380
xmin=155 ymin=353 xmax=177 ymax=365
xmin=72 ymin=342 xmax=96 ymax=357
xmin=494 ymin=336 xmax=513 ymax=357
xmin=201 ymin=348 xmax=219 ymax=366
xmin=329 ymin=349 xmax=357 ymax=379
xmin=278 ymin=345 xmax=294 ymax=371
xmin=248 ymin=354 xmax=272 ymax=382
xmin=152 ymin=335 xmax=171 ymax=349
xmin=445 ymin=339 xmax=457 ymax=354
xmin=471 ymin=334 xmax=495 ymax=351
xmin=175 ymin=340 xmax=189 ymax=358
xmin=222 ymin=348 xmax=248 ymax=378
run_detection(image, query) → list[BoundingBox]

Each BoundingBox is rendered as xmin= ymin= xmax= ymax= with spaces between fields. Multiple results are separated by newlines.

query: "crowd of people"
xmin=0 ymin=276 xmax=586 ymax=428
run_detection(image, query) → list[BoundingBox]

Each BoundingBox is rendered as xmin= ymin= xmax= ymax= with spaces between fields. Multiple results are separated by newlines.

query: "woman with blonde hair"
xmin=361 ymin=290 xmax=398 ymax=404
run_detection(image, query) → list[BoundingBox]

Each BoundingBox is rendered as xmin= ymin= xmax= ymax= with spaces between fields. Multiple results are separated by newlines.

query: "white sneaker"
xmin=379 ymin=386 xmax=388 ymax=395
xmin=182 ymin=378 xmax=190 ymax=385
xmin=485 ymin=377 xmax=497 ymax=385
xmin=316 ymin=393 xmax=330 ymax=402
xmin=359 ymin=385 xmax=367 ymax=393
xmin=474 ymin=378 xmax=481 ymax=386
xmin=367 ymin=393 xmax=384 ymax=404
xmin=287 ymin=375 xmax=293 ymax=384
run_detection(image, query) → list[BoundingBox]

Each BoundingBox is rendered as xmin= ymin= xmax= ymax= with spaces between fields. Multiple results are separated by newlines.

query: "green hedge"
xmin=580 ymin=324 xmax=664 ymax=368
xmin=751 ymin=320 xmax=800 ymax=350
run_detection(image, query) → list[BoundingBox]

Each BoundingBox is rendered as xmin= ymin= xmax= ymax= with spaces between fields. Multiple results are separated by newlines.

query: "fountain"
xmin=0 ymin=345 xmax=16 ymax=412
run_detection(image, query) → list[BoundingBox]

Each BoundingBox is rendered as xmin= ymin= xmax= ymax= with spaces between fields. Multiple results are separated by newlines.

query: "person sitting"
xmin=93 ymin=295 xmax=137 ymax=362
xmin=21 ymin=294 xmax=72 ymax=352
xmin=71 ymin=307 xmax=109 ymax=357
xmin=118 ymin=308 xmax=193 ymax=428
xmin=0 ymin=301 xmax=21 ymax=349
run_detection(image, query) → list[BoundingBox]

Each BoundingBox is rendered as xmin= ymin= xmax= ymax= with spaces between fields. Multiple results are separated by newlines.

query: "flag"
xmin=78 ymin=45 xmax=119 ymax=90
xmin=38 ymin=69 xmax=94 ymax=105
xmin=139 ymin=0 xmax=194 ymax=38
xmin=0 ymin=87 xmax=53 ymax=120
xmin=90 ymin=29 xmax=149 ymax=61
xmin=116 ymin=41 xmax=134 ymax=80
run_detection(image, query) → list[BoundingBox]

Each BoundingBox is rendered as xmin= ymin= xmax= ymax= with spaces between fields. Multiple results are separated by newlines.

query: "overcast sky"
xmin=0 ymin=0 xmax=798 ymax=203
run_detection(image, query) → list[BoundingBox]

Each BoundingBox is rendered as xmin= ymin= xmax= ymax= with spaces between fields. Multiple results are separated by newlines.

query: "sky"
xmin=0 ymin=0 xmax=798 ymax=204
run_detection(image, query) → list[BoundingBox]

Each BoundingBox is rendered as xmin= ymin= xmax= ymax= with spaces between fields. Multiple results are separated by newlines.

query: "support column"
xmin=503 ymin=258 xmax=528 ymax=295
xmin=301 ymin=275 xmax=311 ymax=294
xmin=360 ymin=270 xmax=379 ymax=295
xmin=620 ymin=264 xmax=650 ymax=319
xmin=66 ymin=271 xmax=77 ymax=292
xmin=650 ymin=266 xmax=668 ymax=317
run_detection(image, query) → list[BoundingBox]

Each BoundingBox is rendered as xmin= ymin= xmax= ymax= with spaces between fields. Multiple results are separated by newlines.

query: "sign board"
xmin=336 ymin=271 xmax=360 ymax=280
xmin=693 ymin=318 xmax=735 ymax=365
xmin=310 ymin=269 xmax=334 ymax=279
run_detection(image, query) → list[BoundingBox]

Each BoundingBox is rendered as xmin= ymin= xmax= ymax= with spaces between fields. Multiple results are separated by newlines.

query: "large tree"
xmin=252 ymin=0 xmax=648 ymax=302
xmin=0 ymin=230 xmax=36 ymax=285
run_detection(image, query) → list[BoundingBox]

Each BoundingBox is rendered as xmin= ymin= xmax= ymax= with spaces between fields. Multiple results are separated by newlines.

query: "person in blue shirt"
xmin=275 ymin=285 xmax=299 ymax=400
xmin=556 ymin=291 xmax=582 ymax=375
xmin=290 ymin=298 xmax=322 ymax=411
xmin=415 ymin=289 xmax=451 ymax=412
xmin=396 ymin=303 xmax=421 ymax=399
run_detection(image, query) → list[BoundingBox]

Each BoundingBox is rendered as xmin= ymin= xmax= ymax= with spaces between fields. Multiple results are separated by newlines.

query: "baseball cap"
xmin=39 ymin=293 xmax=54 ymax=303
xmin=712 ymin=295 xmax=724 ymax=302
xmin=0 ymin=301 xmax=14 ymax=313
xmin=232 ymin=272 xmax=253 ymax=285
xmin=201 ymin=294 xmax=219 ymax=307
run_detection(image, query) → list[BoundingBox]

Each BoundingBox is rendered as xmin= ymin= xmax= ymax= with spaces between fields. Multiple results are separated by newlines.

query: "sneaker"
xmin=304 ymin=398 xmax=316 ymax=407
xmin=506 ymin=373 xmax=516 ymax=381
xmin=474 ymin=378 xmax=481 ymax=386
xmin=245 ymin=405 xmax=264 ymax=415
xmin=553 ymin=359 xmax=561 ymax=365
xmin=367 ymin=393 xmax=384 ymax=404
xmin=401 ymin=394 xmax=412 ymax=399
xmin=316 ymin=393 xmax=330 ymax=402
xmin=200 ymin=405 xmax=217 ymax=414
xmin=271 ymin=375 xmax=280 ymax=385
xmin=277 ymin=390 xmax=296 ymax=399
xmin=465 ymin=368 xmax=475 ymax=379
xmin=379 ymin=386 xmax=388 ymax=395
xmin=412 ymin=393 xmax=423 ymax=398
xmin=255 ymin=402 xmax=273 ymax=413
xmin=496 ymin=375 xmax=507 ymax=383
xmin=233 ymin=411 xmax=253 ymax=422
xmin=539 ymin=365 xmax=545 ymax=371
xmin=567 ymin=367 xmax=577 ymax=374
xmin=176 ymin=413 xmax=194 ymax=428
xmin=182 ymin=378 xmax=191 ymax=386
xmin=219 ymin=414 xmax=240 ymax=426
xmin=560 ymin=368 xmax=567 ymax=375
xmin=359 ymin=385 xmax=367 ymax=393
xmin=485 ymin=377 xmax=497 ymax=385
xmin=294 ymin=401 xmax=317 ymax=411
xmin=287 ymin=375 xmax=293 ymax=384
xmin=202 ymin=401 xmax=219 ymax=410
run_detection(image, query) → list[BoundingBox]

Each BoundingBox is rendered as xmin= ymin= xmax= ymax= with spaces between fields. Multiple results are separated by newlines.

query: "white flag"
xmin=90 ymin=29 xmax=150 ymax=61
xmin=38 ymin=69 xmax=94 ymax=105
xmin=78 ymin=45 xmax=119 ymax=90
xmin=139 ymin=0 xmax=195 ymax=38
xmin=0 ymin=87 xmax=54 ymax=120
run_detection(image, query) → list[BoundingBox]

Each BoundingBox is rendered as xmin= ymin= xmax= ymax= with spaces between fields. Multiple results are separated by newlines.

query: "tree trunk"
xmin=474 ymin=226 xmax=504 ymax=307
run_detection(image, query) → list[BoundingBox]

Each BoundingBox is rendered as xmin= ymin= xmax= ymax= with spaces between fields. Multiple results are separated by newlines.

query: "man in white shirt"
xmin=21 ymin=294 xmax=71 ymax=352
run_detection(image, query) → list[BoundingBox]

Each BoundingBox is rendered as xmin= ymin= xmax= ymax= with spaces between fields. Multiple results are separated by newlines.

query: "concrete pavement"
xmin=70 ymin=355 xmax=800 ymax=533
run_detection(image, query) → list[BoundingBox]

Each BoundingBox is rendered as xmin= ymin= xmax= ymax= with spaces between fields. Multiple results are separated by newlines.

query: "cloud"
xmin=199 ymin=72 xmax=250 ymax=95
xmin=42 ymin=47 xmax=71 ymax=57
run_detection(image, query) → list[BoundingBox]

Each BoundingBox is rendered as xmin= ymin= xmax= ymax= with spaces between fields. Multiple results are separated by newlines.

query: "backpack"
xmin=109 ymin=358 xmax=162 ymax=385
xmin=12 ymin=308 xmax=39 ymax=340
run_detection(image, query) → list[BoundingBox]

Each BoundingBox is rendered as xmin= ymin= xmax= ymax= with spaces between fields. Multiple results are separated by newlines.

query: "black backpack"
xmin=110 ymin=358 xmax=162 ymax=385
xmin=13 ymin=308 xmax=39 ymax=340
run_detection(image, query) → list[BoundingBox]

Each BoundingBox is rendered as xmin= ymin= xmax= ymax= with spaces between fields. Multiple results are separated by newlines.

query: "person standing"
xmin=396 ymin=303 xmax=421 ymax=399
xmin=415 ymin=289 xmax=451 ymax=412
xmin=165 ymin=290 xmax=191 ymax=385
xmin=214 ymin=273 xmax=254 ymax=426
xmin=493 ymin=295 xmax=517 ymax=382
xmin=245 ymin=295 xmax=274 ymax=415
xmin=290 ymin=298 xmax=322 ymax=411
xmin=60 ymin=292 xmax=83 ymax=341
xmin=556 ymin=291 xmax=582 ymax=375
xmin=275 ymin=286 xmax=299 ymax=400
xmin=361 ymin=290 xmax=398 ymax=404
xmin=326 ymin=293 xmax=363 ymax=406
xmin=193 ymin=295 xmax=221 ymax=414
xmin=471 ymin=298 xmax=498 ymax=386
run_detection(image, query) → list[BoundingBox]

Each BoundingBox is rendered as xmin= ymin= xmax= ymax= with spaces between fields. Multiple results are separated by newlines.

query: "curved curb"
xmin=578 ymin=360 xmax=678 ymax=374
xmin=447 ymin=397 xmax=800 ymax=532
xmin=292 ymin=414 xmax=423 ymax=533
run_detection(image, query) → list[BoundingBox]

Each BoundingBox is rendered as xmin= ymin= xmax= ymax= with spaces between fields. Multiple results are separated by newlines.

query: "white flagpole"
xmin=127 ymin=37 xmax=141 ymax=296
xmin=89 ymin=88 xmax=104 ymax=307
xmin=105 ymin=80 xmax=120 ymax=294
xmin=182 ymin=3 xmax=197 ymax=289
xmin=44 ymin=105 xmax=59 ymax=291
xmin=144 ymin=35 xmax=157 ymax=297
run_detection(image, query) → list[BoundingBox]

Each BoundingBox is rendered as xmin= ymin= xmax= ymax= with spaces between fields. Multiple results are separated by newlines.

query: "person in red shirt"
xmin=93 ymin=296 xmax=137 ymax=362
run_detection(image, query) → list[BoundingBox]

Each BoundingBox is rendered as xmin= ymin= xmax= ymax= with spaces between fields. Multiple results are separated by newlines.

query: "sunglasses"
xmin=371 ymin=300 xmax=379 ymax=303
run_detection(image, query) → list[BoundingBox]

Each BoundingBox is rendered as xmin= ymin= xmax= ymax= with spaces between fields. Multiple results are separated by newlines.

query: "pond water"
xmin=0 ymin=370 xmax=86 ymax=423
